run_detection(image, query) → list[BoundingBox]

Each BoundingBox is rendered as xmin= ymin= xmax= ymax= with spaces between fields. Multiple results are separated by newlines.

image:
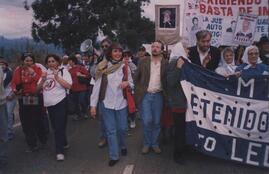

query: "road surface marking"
xmin=122 ymin=164 xmax=134 ymax=174
xmin=13 ymin=123 xmax=21 ymax=128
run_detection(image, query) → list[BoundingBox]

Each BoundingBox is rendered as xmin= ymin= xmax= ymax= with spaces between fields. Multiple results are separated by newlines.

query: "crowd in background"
xmin=0 ymin=31 xmax=268 ymax=168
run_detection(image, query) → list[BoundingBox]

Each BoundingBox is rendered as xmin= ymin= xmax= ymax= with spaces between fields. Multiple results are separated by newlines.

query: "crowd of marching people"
xmin=0 ymin=30 xmax=268 ymax=168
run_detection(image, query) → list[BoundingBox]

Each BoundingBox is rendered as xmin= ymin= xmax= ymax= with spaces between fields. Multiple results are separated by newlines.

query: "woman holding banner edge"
xmin=235 ymin=45 xmax=269 ymax=76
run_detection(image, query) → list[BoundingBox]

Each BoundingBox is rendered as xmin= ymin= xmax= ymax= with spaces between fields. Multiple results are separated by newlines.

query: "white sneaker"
xmin=56 ymin=154 xmax=65 ymax=161
xmin=130 ymin=120 xmax=136 ymax=129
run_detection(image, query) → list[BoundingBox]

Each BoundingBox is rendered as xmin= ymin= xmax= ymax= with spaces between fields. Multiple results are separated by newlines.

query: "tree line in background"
xmin=30 ymin=0 xmax=155 ymax=54
xmin=0 ymin=36 xmax=62 ymax=68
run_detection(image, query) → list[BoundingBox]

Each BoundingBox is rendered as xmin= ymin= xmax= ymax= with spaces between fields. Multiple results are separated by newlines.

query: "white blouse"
xmin=90 ymin=63 xmax=134 ymax=110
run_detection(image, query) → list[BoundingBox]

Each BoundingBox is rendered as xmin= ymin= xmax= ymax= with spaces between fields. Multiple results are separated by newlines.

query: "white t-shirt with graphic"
xmin=40 ymin=68 xmax=72 ymax=107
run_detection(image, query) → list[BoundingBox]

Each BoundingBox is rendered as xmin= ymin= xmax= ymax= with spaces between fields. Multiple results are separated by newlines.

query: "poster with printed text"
xmin=182 ymin=0 xmax=269 ymax=47
xmin=233 ymin=13 xmax=258 ymax=46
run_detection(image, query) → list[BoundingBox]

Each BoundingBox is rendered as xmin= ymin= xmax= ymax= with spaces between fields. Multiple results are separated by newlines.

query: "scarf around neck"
xmin=95 ymin=59 xmax=122 ymax=80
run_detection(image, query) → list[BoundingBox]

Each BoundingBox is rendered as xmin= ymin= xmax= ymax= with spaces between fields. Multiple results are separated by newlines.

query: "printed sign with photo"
xmin=155 ymin=5 xmax=180 ymax=45
xmin=233 ymin=13 xmax=258 ymax=46
xmin=182 ymin=0 xmax=268 ymax=46
xmin=159 ymin=8 xmax=176 ymax=29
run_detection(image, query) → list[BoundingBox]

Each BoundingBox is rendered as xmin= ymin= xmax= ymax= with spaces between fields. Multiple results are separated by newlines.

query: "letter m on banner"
xmin=180 ymin=61 xmax=269 ymax=168
xmin=237 ymin=77 xmax=255 ymax=98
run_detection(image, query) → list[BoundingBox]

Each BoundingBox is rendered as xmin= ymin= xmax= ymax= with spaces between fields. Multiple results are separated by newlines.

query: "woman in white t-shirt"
xmin=37 ymin=54 xmax=72 ymax=161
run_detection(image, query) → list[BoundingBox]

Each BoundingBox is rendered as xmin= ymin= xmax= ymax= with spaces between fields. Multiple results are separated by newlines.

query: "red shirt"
xmin=69 ymin=65 xmax=90 ymax=92
xmin=11 ymin=65 xmax=42 ymax=95
xmin=171 ymin=108 xmax=186 ymax=113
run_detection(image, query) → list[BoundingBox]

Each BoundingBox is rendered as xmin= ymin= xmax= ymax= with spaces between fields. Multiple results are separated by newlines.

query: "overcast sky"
xmin=0 ymin=0 xmax=183 ymax=38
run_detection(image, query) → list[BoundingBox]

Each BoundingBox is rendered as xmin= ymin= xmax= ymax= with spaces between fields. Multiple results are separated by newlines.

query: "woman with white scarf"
xmin=235 ymin=45 xmax=269 ymax=76
xmin=215 ymin=47 xmax=237 ymax=77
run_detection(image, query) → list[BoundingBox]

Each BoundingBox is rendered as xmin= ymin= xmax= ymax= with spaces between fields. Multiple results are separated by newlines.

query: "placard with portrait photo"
xmin=159 ymin=8 xmax=176 ymax=29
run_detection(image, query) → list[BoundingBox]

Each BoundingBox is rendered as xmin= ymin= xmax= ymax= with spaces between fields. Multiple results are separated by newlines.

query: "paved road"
xmin=1 ymin=116 xmax=268 ymax=174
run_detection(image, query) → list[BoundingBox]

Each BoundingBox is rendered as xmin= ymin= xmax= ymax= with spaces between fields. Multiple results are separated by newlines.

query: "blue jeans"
xmin=0 ymin=103 xmax=8 ymax=163
xmin=100 ymin=102 xmax=128 ymax=160
xmin=6 ymin=98 xmax=16 ymax=139
xmin=140 ymin=92 xmax=163 ymax=148
xmin=98 ymin=103 xmax=106 ymax=140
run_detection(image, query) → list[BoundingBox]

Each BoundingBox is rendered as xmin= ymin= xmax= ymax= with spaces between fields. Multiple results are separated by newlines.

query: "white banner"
xmin=182 ymin=0 xmax=269 ymax=47
xmin=180 ymin=61 xmax=269 ymax=168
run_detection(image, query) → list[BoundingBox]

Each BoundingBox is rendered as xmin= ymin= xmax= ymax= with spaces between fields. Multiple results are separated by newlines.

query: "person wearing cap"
xmin=0 ymin=65 xmax=8 ymax=168
xmin=11 ymin=53 xmax=47 ymax=152
xmin=0 ymin=57 xmax=16 ymax=140
xmin=257 ymin=36 xmax=269 ymax=65
xmin=90 ymin=43 xmax=134 ymax=166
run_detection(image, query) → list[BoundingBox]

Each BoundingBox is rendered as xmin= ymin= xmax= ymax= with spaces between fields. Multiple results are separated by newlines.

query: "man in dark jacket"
xmin=188 ymin=30 xmax=221 ymax=71
xmin=134 ymin=41 xmax=168 ymax=154
xmin=257 ymin=36 xmax=269 ymax=65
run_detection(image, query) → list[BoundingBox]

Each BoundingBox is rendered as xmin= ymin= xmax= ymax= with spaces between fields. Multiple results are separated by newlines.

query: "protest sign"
xmin=180 ymin=61 xmax=269 ymax=168
xmin=182 ymin=0 xmax=268 ymax=46
xmin=155 ymin=5 xmax=180 ymax=45
xmin=233 ymin=13 xmax=258 ymax=46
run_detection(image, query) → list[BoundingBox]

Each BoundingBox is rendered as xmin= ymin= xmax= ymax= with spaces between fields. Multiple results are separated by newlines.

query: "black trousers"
xmin=18 ymin=98 xmax=47 ymax=148
xmin=70 ymin=91 xmax=88 ymax=117
xmin=47 ymin=98 xmax=68 ymax=154
xmin=173 ymin=112 xmax=186 ymax=157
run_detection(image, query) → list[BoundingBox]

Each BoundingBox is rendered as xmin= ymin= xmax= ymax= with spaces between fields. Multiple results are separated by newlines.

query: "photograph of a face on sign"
xmin=184 ymin=15 xmax=203 ymax=46
xmin=159 ymin=8 xmax=176 ymax=29
xmin=233 ymin=13 xmax=258 ymax=46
